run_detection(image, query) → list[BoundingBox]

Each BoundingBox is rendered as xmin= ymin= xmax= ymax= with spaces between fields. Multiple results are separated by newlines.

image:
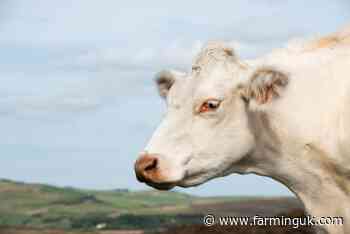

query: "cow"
xmin=134 ymin=26 xmax=350 ymax=234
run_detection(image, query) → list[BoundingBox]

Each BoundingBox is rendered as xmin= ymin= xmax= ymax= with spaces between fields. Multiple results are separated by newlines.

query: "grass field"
xmin=0 ymin=179 xmax=302 ymax=233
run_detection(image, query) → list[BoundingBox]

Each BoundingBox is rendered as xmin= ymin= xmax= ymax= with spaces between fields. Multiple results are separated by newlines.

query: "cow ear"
xmin=242 ymin=67 xmax=289 ymax=105
xmin=155 ymin=70 xmax=183 ymax=99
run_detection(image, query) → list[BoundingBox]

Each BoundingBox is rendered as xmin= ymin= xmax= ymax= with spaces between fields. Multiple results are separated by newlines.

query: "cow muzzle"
xmin=134 ymin=152 xmax=178 ymax=190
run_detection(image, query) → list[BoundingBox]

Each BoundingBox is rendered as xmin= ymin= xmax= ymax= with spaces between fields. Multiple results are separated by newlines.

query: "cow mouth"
xmin=178 ymin=169 xmax=220 ymax=187
xmin=143 ymin=172 xmax=208 ymax=190
xmin=146 ymin=182 xmax=176 ymax=191
xmin=145 ymin=171 xmax=207 ymax=190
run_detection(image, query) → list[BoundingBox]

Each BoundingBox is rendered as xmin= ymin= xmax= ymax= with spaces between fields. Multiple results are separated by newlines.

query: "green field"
xmin=0 ymin=179 xmax=252 ymax=231
xmin=0 ymin=179 xmax=300 ymax=232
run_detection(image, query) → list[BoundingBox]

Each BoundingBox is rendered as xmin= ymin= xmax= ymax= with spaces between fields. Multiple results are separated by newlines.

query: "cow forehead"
xmin=193 ymin=41 xmax=235 ymax=69
xmin=167 ymin=43 xmax=244 ymax=106
xmin=167 ymin=66 xmax=237 ymax=108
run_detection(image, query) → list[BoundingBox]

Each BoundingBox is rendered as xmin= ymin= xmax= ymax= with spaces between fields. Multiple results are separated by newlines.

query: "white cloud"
xmin=1 ymin=96 xmax=100 ymax=113
xmin=72 ymin=40 xmax=204 ymax=72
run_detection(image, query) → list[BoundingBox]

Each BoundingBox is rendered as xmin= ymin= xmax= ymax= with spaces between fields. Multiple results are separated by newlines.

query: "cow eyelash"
xmin=198 ymin=99 xmax=222 ymax=114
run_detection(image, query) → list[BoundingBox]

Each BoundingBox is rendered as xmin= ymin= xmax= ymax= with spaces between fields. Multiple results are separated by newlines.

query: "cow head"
xmin=134 ymin=42 xmax=289 ymax=190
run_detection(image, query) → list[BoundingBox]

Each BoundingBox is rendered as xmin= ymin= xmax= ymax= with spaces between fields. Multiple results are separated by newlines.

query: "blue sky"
xmin=0 ymin=0 xmax=349 ymax=196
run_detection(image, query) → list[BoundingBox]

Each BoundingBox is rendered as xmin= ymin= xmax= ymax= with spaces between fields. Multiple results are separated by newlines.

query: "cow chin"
xmin=177 ymin=171 xmax=216 ymax=188
xmin=144 ymin=171 xmax=220 ymax=190
xmin=146 ymin=182 xmax=176 ymax=191
xmin=144 ymin=172 xmax=210 ymax=190
xmin=146 ymin=178 xmax=206 ymax=190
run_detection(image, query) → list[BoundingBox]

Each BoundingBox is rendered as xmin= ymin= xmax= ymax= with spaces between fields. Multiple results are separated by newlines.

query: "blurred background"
xmin=0 ymin=1 xmax=349 ymax=233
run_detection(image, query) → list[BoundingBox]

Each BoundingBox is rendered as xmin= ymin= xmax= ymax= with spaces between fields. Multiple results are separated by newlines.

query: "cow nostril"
xmin=144 ymin=158 xmax=158 ymax=172
xmin=135 ymin=155 xmax=160 ymax=183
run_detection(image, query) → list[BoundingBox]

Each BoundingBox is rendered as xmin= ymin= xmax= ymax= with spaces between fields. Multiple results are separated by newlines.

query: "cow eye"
xmin=199 ymin=99 xmax=221 ymax=113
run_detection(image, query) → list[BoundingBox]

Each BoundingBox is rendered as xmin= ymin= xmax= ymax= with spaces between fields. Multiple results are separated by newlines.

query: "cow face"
xmin=134 ymin=42 xmax=288 ymax=190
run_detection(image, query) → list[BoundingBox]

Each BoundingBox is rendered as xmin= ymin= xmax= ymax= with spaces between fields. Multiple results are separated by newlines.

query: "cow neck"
xmin=245 ymin=110 xmax=350 ymax=234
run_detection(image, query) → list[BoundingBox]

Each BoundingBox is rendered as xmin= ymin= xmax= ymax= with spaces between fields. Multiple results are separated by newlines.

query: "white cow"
xmin=135 ymin=26 xmax=350 ymax=234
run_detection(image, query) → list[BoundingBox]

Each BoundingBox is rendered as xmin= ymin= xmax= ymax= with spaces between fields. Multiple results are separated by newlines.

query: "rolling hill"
xmin=0 ymin=179 xmax=301 ymax=231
